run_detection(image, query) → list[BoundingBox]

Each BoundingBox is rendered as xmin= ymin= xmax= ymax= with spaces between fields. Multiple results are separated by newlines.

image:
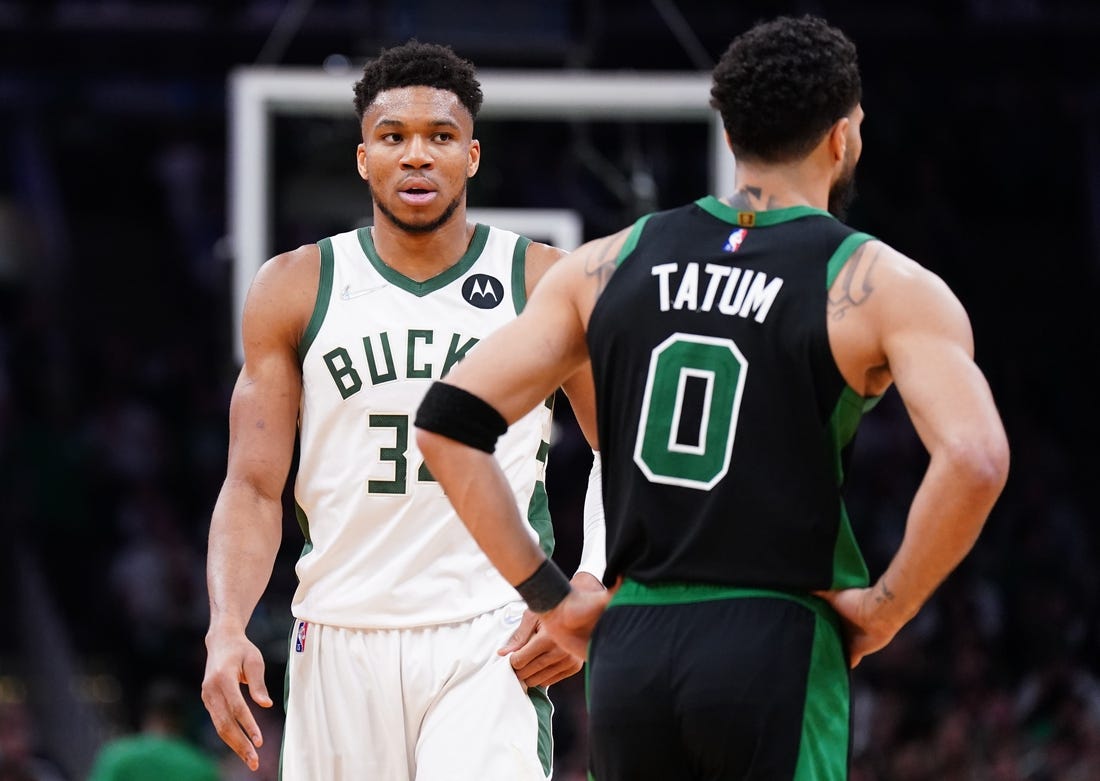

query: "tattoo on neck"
xmin=828 ymin=242 xmax=881 ymax=320
xmin=727 ymin=186 xmax=781 ymax=212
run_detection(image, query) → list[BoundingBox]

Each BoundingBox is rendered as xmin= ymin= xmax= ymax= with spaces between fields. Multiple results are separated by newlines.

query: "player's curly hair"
xmin=710 ymin=15 xmax=861 ymax=163
xmin=353 ymin=39 xmax=483 ymax=121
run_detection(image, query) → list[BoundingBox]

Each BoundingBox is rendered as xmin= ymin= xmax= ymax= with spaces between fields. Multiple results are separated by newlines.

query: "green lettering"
xmin=407 ymin=329 xmax=434 ymax=379
xmin=364 ymin=333 xmax=397 ymax=384
xmin=442 ymin=334 xmax=479 ymax=376
xmin=323 ymin=347 xmax=362 ymax=400
xmin=368 ymin=414 xmax=408 ymax=494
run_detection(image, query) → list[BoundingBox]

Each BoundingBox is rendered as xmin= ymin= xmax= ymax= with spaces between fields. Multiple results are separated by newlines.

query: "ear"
xmin=828 ymin=117 xmax=850 ymax=166
xmin=467 ymin=138 xmax=481 ymax=178
xmin=356 ymin=143 xmax=369 ymax=182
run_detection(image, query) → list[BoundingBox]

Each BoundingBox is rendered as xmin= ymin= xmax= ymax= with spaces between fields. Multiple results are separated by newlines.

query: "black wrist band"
xmin=515 ymin=559 xmax=573 ymax=613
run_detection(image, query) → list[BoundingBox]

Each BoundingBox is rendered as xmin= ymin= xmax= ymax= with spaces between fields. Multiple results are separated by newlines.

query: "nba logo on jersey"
xmin=295 ymin=620 xmax=309 ymax=653
xmin=724 ymin=228 xmax=748 ymax=253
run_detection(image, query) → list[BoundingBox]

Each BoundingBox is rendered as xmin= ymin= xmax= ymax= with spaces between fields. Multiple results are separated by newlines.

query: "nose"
xmin=401 ymin=134 xmax=433 ymax=169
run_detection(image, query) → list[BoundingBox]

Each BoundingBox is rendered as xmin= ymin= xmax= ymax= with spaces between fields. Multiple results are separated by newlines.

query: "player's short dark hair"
xmin=710 ymin=15 xmax=861 ymax=163
xmin=353 ymin=39 xmax=483 ymax=121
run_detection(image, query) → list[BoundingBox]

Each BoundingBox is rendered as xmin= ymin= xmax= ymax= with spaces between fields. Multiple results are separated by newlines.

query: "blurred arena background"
xmin=1 ymin=1 xmax=1099 ymax=779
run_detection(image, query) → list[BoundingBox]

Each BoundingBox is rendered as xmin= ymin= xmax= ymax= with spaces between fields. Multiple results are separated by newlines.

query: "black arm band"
xmin=515 ymin=559 xmax=573 ymax=613
xmin=414 ymin=382 xmax=508 ymax=454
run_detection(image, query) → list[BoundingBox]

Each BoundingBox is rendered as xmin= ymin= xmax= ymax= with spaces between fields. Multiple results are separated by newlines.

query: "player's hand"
xmin=539 ymin=577 xmax=619 ymax=661
xmin=814 ymin=587 xmax=902 ymax=668
xmin=498 ymin=573 xmax=605 ymax=687
xmin=498 ymin=610 xmax=583 ymax=688
xmin=201 ymin=628 xmax=273 ymax=771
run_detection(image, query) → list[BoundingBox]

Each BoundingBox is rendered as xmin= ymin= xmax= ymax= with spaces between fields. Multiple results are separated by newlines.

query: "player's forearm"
xmin=417 ymin=431 xmax=547 ymax=585
xmin=206 ymin=483 xmax=285 ymax=634
xmin=873 ymin=439 xmax=1008 ymax=630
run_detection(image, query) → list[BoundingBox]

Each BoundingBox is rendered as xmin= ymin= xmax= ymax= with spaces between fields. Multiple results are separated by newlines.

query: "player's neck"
xmin=370 ymin=215 xmax=478 ymax=282
xmin=727 ymin=161 xmax=829 ymax=212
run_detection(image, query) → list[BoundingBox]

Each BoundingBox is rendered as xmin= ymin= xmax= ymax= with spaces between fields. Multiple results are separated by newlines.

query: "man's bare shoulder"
xmin=519 ymin=240 xmax=567 ymax=296
xmin=247 ymin=244 xmax=321 ymax=306
xmin=523 ymin=225 xmax=637 ymax=293
xmin=258 ymin=243 xmax=321 ymax=284
xmin=242 ymin=243 xmax=322 ymax=346
xmin=828 ymin=239 xmax=957 ymax=322
xmin=571 ymin=228 xmax=633 ymax=298
xmin=828 ymin=239 xmax=973 ymax=376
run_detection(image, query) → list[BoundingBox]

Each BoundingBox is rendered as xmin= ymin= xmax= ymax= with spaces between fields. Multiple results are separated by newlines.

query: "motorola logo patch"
xmin=462 ymin=274 xmax=504 ymax=309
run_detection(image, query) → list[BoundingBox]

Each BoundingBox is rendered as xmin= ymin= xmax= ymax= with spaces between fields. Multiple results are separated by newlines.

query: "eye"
xmin=381 ymin=132 xmax=402 ymax=143
xmin=432 ymin=132 xmax=453 ymax=143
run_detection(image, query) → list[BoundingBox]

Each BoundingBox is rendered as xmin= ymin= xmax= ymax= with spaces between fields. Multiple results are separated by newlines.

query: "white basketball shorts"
xmin=280 ymin=602 xmax=554 ymax=780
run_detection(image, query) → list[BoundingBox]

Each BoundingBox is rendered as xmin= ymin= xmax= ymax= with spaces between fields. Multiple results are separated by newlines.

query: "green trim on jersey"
xmin=616 ymin=213 xmax=655 ymax=266
xmin=355 ymin=223 xmax=490 ymax=297
xmin=825 ymin=231 xmax=876 ymax=288
xmin=595 ymin=580 xmax=849 ymax=781
xmin=294 ymin=502 xmax=312 ymax=545
xmin=527 ymin=685 xmax=555 ymax=777
xmin=529 ymin=393 xmax=556 ymax=556
xmin=300 ymin=238 xmax=336 ymax=362
xmin=820 ymin=230 xmax=879 ymax=589
xmin=826 ymin=387 xmax=867 ymax=481
xmin=528 ymin=480 xmax=554 ymax=557
xmin=695 ymin=195 xmax=833 ymax=227
xmin=512 ymin=235 xmax=532 ymax=313
xmin=792 ymin=610 xmax=850 ymax=781
xmin=831 ymin=503 xmax=867 ymax=589
xmin=609 ymin=580 xmax=839 ymax=623
xmin=825 ymin=387 xmax=871 ymax=588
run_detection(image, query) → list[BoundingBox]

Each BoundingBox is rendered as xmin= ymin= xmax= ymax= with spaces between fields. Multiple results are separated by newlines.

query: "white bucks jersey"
xmin=292 ymin=224 xmax=554 ymax=628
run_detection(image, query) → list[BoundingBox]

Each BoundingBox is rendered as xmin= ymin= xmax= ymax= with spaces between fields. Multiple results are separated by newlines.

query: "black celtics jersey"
xmin=587 ymin=195 xmax=879 ymax=591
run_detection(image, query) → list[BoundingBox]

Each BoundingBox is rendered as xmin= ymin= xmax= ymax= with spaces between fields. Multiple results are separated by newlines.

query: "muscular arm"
xmin=550 ymin=235 xmax=625 ymax=585
xmin=529 ymin=242 xmax=606 ymax=584
xmin=444 ymin=232 xmax=625 ymax=570
xmin=201 ymin=246 xmax=317 ymax=769
xmin=489 ymin=244 xmax=608 ymax=684
xmin=822 ymin=243 xmax=1010 ymax=666
xmin=418 ymin=232 xmax=628 ymax=659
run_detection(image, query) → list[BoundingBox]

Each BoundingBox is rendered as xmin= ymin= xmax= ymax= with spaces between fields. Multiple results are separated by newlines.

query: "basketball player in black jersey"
xmin=417 ymin=14 xmax=1009 ymax=780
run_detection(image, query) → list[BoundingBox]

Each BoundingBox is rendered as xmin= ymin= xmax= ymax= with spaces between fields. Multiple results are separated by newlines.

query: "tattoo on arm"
xmin=828 ymin=242 xmax=881 ymax=320
xmin=874 ymin=577 xmax=896 ymax=606
xmin=583 ymin=235 xmax=623 ymax=297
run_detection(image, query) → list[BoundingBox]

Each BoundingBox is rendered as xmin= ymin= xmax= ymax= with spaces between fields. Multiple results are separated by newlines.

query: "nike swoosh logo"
xmin=341 ymin=283 xmax=387 ymax=300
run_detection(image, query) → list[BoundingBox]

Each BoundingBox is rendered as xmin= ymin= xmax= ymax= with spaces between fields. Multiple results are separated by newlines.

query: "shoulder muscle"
xmin=241 ymin=243 xmax=321 ymax=361
xmin=523 ymin=241 xmax=568 ymax=297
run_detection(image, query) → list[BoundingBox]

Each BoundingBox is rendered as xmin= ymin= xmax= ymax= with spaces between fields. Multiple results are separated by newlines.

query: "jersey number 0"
xmin=633 ymin=333 xmax=747 ymax=490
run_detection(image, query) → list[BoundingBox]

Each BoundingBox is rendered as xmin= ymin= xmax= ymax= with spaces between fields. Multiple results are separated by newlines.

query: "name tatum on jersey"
xmin=322 ymin=330 xmax=480 ymax=400
xmin=651 ymin=262 xmax=784 ymax=322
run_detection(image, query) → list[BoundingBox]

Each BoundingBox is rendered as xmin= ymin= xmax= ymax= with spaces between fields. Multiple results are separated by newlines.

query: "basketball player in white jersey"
xmin=201 ymin=40 xmax=606 ymax=779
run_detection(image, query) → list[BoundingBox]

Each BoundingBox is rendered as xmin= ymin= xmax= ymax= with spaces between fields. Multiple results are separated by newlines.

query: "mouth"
xmin=398 ymin=181 xmax=438 ymax=206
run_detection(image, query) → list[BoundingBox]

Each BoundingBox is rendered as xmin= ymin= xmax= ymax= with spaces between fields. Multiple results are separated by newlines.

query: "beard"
xmin=828 ymin=153 xmax=858 ymax=221
xmin=370 ymin=180 xmax=466 ymax=235
xmin=828 ymin=168 xmax=858 ymax=221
